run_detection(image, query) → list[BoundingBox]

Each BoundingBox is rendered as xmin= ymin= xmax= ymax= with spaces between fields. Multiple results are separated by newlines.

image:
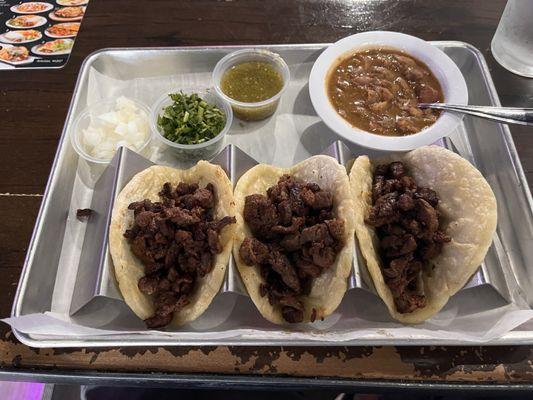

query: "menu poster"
xmin=0 ymin=0 xmax=88 ymax=69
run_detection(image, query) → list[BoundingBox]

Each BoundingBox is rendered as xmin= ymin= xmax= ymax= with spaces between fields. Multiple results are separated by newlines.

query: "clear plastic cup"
xmin=491 ymin=0 xmax=533 ymax=78
xmin=212 ymin=49 xmax=290 ymax=121
xmin=71 ymin=98 xmax=152 ymax=186
xmin=151 ymin=89 xmax=232 ymax=161
xmin=71 ymin=98 xmax=153 ymax=165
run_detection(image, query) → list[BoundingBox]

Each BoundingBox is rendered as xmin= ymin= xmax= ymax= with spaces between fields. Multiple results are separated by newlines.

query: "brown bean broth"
xmin=327 ymin=48 xmax=444 ymax=136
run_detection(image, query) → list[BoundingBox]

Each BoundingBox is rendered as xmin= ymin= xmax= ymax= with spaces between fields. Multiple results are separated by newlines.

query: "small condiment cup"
xmin=71 ymin=98 xmax=153 ymax=165
xmin=71 ymin=98 xmax=152 ymax=186
xmin=151 ymin=89 xmax=233 ymax=161
xmin=212 ymin=49 xmax=290 ymax=121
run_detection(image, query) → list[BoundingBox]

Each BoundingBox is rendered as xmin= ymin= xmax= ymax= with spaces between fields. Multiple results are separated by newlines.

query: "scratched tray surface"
xmin=12 ymin=43 xmax=533 ymax=347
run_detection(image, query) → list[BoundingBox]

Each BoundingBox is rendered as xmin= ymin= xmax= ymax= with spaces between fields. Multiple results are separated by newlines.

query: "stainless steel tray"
xmin=11 ymin=42 xmax=533 ymax=347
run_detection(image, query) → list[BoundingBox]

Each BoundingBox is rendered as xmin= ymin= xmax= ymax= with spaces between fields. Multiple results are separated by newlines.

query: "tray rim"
xmin=11 ymin=41 xmax=533 ymax=347
xmin=3 ymin=369 xmax=533 ymax=391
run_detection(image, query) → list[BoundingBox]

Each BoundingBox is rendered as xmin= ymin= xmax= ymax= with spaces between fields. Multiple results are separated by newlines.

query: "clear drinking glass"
xmin=491 ymin=0 xmax=533 ymax=78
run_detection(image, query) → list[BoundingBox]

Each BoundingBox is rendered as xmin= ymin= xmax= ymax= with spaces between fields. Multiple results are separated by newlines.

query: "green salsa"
xmin=221 ymin=61 xmax=284 ymax=103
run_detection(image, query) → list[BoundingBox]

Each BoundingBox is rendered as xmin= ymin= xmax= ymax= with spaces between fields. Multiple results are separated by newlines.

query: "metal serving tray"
xmin=11 ymin=42 xmax=533 ymax=347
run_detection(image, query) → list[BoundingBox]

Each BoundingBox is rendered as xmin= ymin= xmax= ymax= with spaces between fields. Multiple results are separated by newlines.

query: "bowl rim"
xmin=212 ymin=48 xmax=291 ymax=108
xmin=150 ymin=88 xmax=233 ymax=150
xmin=308 ymin=31 xmax=469 ymax=151
xmin=71 ymin=97 xmax=152 ymax=165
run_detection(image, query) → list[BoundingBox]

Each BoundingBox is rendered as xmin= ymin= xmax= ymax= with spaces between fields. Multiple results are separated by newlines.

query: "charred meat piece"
xmin=272 ymin=216 xmax=305 ymax=235
xmin=124 ymin=181 xmax=235 ymax=329
xmin=268 ymin=250 xmax=301 ymax=293
xmin=294 ymin=255 xmax=323 ymax=279
xmin=239 ymin=237 xmax=269 ymax=265
xmin=280 ymin=296 xmax=304 ymax=323
xmin=210 ymin=216 xmax=237 ymax=233
xmin=301 ymin=189 xmax=333 ymax=210
xmin=299 ymin=223 xmax=332 ymax=245
xmin=76 ymin=208 xmax=93 ymax=221
xmin=243 ymin=194 xmax=279 ymax=239
xmin=414 ymin=187 xmax=439 ymax=207
xmin=398 ymin=193 xmax=415 ymax=211
xmin=239 ymin=175 xmax=345 ymax=323
xmin=365 ymin=161 xmax=448 ymax=314
xmin=175 ymin=182 xmax=199 ymax=196
xmin=148 ymin=292 xmax=190 ymax=326
xmin=309 ymin=242 xmax=337 ymax=268
xmin=416 ymin=199 xmax=439 ymax=238
xmin=135 ymin=211 xmax=155 ymax=228
xmin=384 ymin=234 xmax=417 ymax=258
xmin=395 ymin=291 xmax=427 ymax=314
xmin=365 ymin=192 xmax=399 ymax=227
xmin=178 ymin=187 xmax=215 ymax=209
xmin=388 ymin=161 xmax=406 ymax=179
xmin=144 ymin=313 xmax=173 ymax=329
xmin=325 ymin=219 xmax=345 ymax=242
xmin=207 ymin=229 xmax=222 ymax=254
xmin=165 ymin=207 xmax=201 ymax=226
xmin=277 ymin=200 xmax=292 ymax=225
xmin=138 ymin=275 xmax=159 ymax=296
xmin=280 ymin=233 xmax=301 ymax=252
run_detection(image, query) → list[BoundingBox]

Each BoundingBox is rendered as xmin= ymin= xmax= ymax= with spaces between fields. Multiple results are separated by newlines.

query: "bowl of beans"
xmin=309 ymin=31 xmax=468 ymax=151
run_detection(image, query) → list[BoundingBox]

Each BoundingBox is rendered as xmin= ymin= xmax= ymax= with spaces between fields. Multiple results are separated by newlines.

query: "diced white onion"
xmin=80 ymin=96 xmax=149 ymax=160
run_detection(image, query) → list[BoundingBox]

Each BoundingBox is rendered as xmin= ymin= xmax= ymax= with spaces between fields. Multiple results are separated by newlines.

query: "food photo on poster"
xmin=0 ymin=0 xmax=88 ymax=69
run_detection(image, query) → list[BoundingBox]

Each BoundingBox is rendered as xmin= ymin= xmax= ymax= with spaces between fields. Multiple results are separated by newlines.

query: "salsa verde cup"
xmin=212 ymin=49 xmax=290 ymax=121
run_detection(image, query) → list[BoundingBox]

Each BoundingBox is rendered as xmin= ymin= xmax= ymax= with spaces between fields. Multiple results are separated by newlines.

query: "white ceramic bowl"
xmin=309 ymin=31 xmax=468 ymax=151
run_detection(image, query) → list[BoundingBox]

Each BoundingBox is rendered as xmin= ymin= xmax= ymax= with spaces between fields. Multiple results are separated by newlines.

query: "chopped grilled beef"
xmin=294 ymin=255 xmax=323 ymax=279
xmin=272 ymin=216 xmax=305 ymax=235
xmin=239 ymin=237 xmax=269 ymax=265
xmin=239 ymin=174 xmax=344 ymax=323
xmin=365 ymin=192 xmax=399 ymax=227
xmin=299 ymin=223 xmax=332 ymax=245
xmin=76 ymin=208 xmax=93 ymax=221
xmin=210 ymin=216 xmax=237 ymax=233
xmin=280 ymin=296 xmax=304 ymax=323
xmin=243 ymin=194 xmax=279 ymax=239
xmin=388 ymin=161 xmax=406 ymax=179
xmin=144 ymin=313 xmax=173 ymax=329
xmin=366 ymin=161 xmax=450 ymax=314
xmin=138 ymin=275 xmax=159 ymax=296
xmin=325 ymin=219 xmax=345 ymax=241
xmin=124 ymin=181 xmax=235 ymax=329
xmin=309 ymin=241 xmax=337 ymax=268
xmin=267 ymin=250 xmax=302 ymax=293
xmin=280 ymin=233 xmax=301 ymax=252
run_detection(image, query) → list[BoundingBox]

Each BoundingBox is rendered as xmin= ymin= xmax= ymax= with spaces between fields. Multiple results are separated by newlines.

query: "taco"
xmin=349 ymin=145 xmax=497 ymax=323
xmin=109 ymin=162 xmax=236 ymax=329
xmin=233 ymin=155 xmax=355 ymax=324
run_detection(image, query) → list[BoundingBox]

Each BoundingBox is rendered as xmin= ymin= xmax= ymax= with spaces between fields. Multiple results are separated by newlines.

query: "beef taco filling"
xmin=123 ymin=181 xmax=235 ymax=329
xmin=238 ymin=175 xmax=345 ymax=323
xmin=365 ymin=161 xmax=450 ymax=314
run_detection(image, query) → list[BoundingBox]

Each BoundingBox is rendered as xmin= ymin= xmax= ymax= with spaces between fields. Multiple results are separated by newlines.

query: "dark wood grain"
xmin=1 ymin=0 xmax=533 ymax=384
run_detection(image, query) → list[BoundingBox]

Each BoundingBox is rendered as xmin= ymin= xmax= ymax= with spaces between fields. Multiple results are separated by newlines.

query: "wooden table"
xmin=2 ymin=0 xmax=533 ymax=389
